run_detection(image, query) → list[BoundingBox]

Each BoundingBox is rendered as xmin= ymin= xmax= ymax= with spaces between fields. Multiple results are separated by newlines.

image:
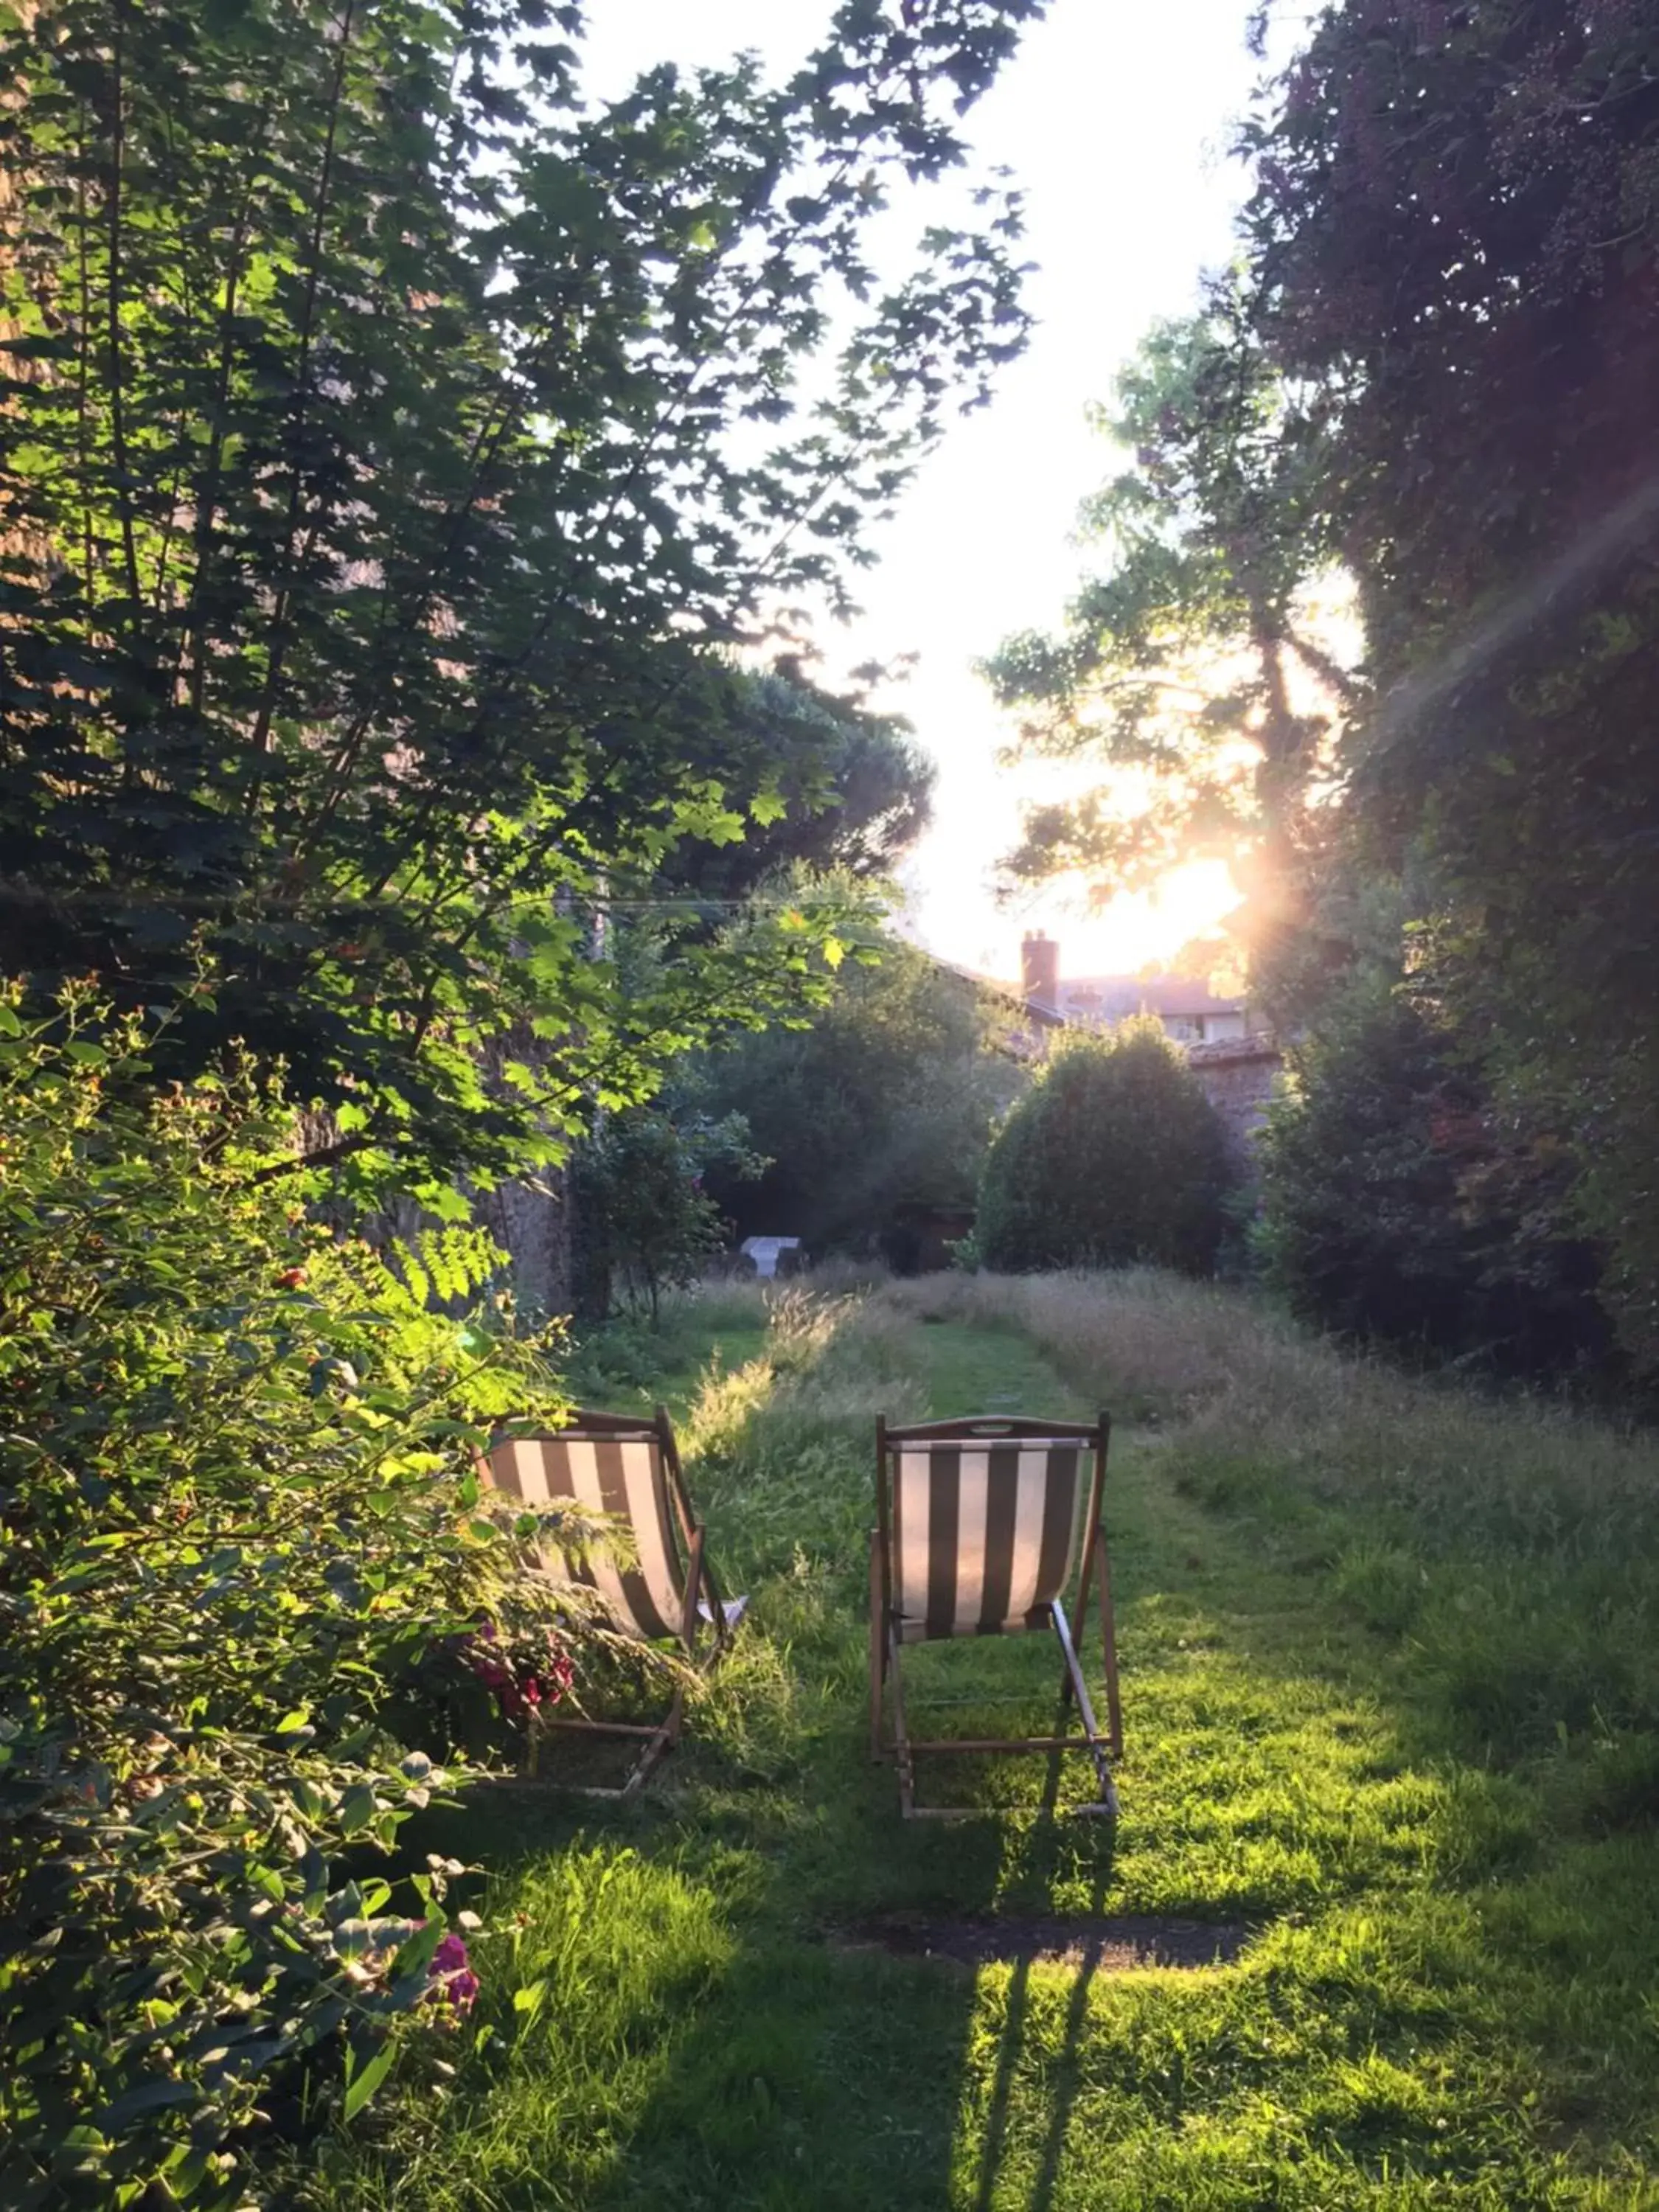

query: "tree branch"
xmin=104 ymin=0 xmax=142 ymax=619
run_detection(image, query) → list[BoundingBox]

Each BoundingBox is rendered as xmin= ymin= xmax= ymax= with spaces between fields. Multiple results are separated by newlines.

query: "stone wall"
xmin=477 ymin=1166 xmax=574 ymax=1320
xmin=296 ymin=1099 xmax=576 ymax=1321
xmin=1187 ymin=1035 xmax=1284 ymax=1171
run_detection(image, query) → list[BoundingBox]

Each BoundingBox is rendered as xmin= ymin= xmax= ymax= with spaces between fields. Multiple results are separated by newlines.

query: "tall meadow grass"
xmin=884 ymin=1270 xmax=1659 ymax=1764
xmin=681 ymin=1284 xmax=927 ymax=1589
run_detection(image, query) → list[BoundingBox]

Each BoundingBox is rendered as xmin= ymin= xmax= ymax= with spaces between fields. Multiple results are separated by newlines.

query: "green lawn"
xmin=295 ymin=1279 xmax=1659 ymax=2209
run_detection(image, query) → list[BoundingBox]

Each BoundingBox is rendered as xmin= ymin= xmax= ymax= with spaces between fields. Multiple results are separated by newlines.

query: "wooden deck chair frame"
xmin=869 ymin=1412 xmax=1123 ymax=1820
xmin=481 ymin=1405 xmax=741 ymax=1799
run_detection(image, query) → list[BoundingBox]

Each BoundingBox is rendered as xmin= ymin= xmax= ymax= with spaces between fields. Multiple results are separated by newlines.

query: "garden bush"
xmin=975 ymin=1020 xmax=1230 ymax=1274
xmin=1256 ymin=981 xmax=1611 ymax=1378
xmin=0 ymin=987 xmax=608 ymax=2208
xmin=573 ymin=1106 xmax=762 ymax=1322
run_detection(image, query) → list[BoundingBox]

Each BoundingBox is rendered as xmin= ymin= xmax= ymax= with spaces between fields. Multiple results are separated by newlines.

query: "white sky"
xmin=583 ymin=0 xmax=1266 ymax=981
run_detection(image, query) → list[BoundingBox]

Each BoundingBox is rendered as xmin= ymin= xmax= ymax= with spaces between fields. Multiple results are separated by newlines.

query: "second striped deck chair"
xmin=481 ymin=1406 xmax=745 ymax=1797
xmin=870 ymin=1413 xmax=1122 ymax=1819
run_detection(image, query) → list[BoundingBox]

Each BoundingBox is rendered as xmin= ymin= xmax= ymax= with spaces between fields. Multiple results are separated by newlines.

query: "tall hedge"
xmin=1256 ymin=981 xmax=1612 ymax=1379
xmin=975 ymin=1020 xmax=1230 ymax=1273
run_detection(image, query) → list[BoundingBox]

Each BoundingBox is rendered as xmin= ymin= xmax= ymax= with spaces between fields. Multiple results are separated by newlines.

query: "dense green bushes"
xmin=693 ymin=933 xmax=1023 ymax=1261
xmin=1256 ymin=981 xmax=1613 ymax=1380
xmin=573 ymin=1106 xmax=762 ymax=1321
xmin=975 ymin=1021 xmax=1230 ymax=1274
xmin=0 ymin=992 xmax=605 ymax=2208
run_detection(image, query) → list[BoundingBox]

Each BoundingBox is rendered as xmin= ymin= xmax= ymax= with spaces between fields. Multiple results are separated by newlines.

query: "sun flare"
xmin=1002 ymin=857 xmax=1242 ymax=984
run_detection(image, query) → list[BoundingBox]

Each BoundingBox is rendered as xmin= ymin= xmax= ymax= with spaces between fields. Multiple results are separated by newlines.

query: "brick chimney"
xmin=1021 ymin=930 xmax=1059 ymax=1006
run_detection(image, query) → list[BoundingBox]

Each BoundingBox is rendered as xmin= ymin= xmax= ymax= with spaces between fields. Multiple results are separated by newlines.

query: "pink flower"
xmin=427 ymin=1931 xmax=479 ymax=2013
xmin=457 ymin=1621 xmax=574 ymax=1725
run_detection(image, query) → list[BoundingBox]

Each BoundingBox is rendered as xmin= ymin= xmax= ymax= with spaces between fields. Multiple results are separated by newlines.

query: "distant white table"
xmin=740 ymin=1236 xmax=801 ymax=1281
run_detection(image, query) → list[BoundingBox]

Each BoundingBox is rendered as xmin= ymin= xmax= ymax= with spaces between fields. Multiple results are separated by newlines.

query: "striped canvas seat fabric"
xmin=891 ymin=1437 xmax=1086 ymax=1644
xmin=485 ymin=1430 xmax=685 ymax=1644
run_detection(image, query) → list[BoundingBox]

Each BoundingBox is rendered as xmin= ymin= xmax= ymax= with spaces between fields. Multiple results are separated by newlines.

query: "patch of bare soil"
xmin=829 ymin=1911 xmax=1251 ymax=1972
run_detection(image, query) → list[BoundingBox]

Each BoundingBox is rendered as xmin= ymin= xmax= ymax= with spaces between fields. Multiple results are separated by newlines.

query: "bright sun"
xmin=1004 ymin=857 xmax=1243 ymax=983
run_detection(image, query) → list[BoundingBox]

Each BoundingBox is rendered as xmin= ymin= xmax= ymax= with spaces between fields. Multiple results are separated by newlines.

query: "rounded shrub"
xmin=975 ymin=1018 xmax=1231 ymax=1273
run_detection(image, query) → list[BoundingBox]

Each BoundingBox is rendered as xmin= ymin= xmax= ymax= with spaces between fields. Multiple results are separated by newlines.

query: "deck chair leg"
xmin=622 ymin=1691 xmax=683 ymax=1798
xmin=616 ymin=1531 xmax=704 ymax=1798
xmin=888 ymin=1623 xmax=917 ymax=1818
xmin=681 ymin=1525 xmax=706 ymax=1654
xmin=1095 ymin=1540 xmax=1124 ymax=1759
xmin=869 ymin=1528 xmax=888 ymax=1763
xmin=1052 ymin=1600 xmax=1118 ymax=1817
xmin=695 ymin=1542 xmax=731 ymax=1668
xmin=627 ymin=1554 xmax=695 ymax=1797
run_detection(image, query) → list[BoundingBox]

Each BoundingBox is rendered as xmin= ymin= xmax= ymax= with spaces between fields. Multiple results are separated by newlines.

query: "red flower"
xmin=457 ymin=1621 xmax=572 ymax=1725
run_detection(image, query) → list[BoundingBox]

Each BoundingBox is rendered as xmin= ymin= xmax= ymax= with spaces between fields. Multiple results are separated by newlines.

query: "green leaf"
xmin=390 ymin=1916 xmax=444 ymax=1983
xmin=338 ymin=1785 xmax=377 ymax=1834
xmin=97 ymin=2079 xmax=200 ymax=2128
xmin=342 ymin=2038 xmax=397 ymax=2123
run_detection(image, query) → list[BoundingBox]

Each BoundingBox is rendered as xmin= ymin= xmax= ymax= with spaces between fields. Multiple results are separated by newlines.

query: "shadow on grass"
xmin=966 ymin=1745 xmax=1116 ymax=2212
xmin=360 ymin=1592 xmax=1650 ymax=2208
xmin=571 ymin=1790 xmax=1120 ymax=2212
xmin=383 ymin=1699 xmax=1125 ymax=2212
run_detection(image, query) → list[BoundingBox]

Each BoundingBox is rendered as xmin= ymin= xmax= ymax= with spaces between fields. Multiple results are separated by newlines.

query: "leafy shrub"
xmin=574 ymin=1107 xmax=763 ymax=1321
xmin=975 ymin=1020 xmax=1230 ymax=1274
xmin=1256 ymin=981 xmax=1612 ymax=1378
xmin=0 ymin=989 xmax=591 ymax=2207
xmin=692 ymin=926 xmax=1025 ymax=1256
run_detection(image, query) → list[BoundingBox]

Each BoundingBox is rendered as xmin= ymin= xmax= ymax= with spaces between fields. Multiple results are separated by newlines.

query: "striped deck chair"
xmin=869 ymin=1413 xmax=1122 ymax=1819
xmin=481 ymin=1406 xmax=745 ymax=1797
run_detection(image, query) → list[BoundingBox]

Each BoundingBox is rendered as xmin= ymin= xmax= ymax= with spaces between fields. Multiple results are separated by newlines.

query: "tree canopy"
xmin=983 ymin=0 xmax=1659 ymax=1378
xmin=982 ymin=298 xmax=1354 ymax=964
xmin=656 ymin=669 xmax=936 ymax=904
xmin=1239 ymin=0 xmax=1659 ymax=1369
xmin=0 ymin=0 xmax=1040 ymax=1195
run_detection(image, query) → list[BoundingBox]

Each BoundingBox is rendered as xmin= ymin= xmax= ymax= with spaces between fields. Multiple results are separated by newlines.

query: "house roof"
xmin=911 ymin=949 xmax=1250 ymax=1038
xmin=1018 ymin=973 xmax=1245 ymax=1023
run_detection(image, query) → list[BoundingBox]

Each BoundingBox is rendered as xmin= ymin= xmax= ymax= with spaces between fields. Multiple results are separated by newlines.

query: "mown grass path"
xmin=301 ymin=1289 xmax=1659 ymax=2211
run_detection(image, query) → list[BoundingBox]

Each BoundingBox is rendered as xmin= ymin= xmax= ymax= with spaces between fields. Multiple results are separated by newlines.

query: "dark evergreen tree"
xmin=1257 ymin=978 xmax=1611 ymax=1379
